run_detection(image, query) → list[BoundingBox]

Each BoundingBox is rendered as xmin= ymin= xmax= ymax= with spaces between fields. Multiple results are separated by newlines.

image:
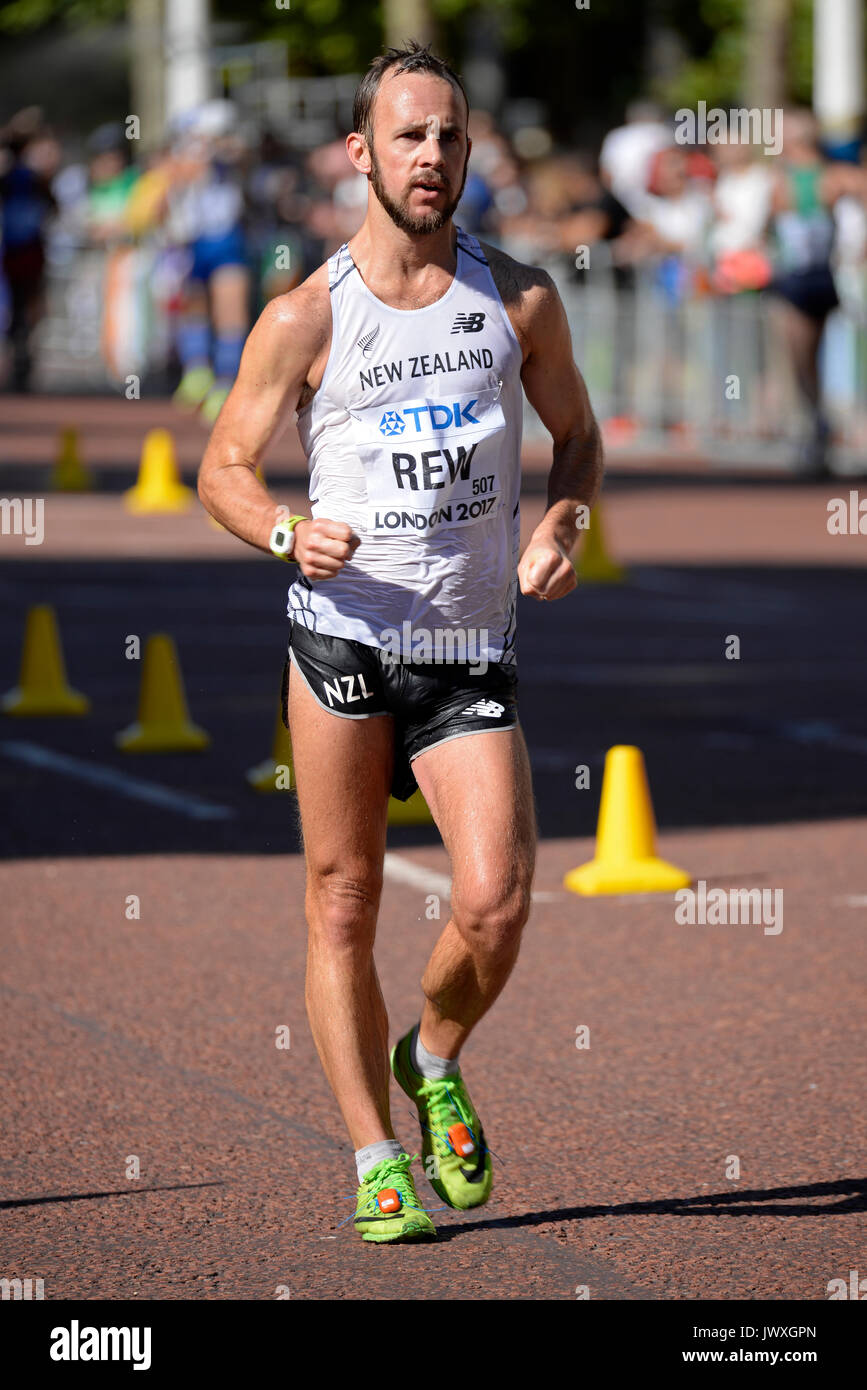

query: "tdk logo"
xmin=379 ymin=400 xmax=480 ymax=436
xmin=379 ymin=410 xmax=405 ymax=436
xmin=451 ymin=312 xmax=486 ymax=334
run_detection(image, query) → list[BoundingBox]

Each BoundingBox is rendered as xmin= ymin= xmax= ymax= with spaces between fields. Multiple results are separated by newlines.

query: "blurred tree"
xmin=0 ymin=0 xmax=125 ymax=28
xmin=384 ymin=0 xmax=434 ymax=48
xmin=0 ymin=0 xmax=818 ymax=128
xmin=656 ymin=0 xmax=814 ymax=111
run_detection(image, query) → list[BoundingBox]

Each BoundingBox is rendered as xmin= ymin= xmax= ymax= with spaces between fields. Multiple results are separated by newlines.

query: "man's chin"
xmin=388 ymin=194 xmax=462 ymax=235
xmin=385 ymin=206 xmax=451 ymax=235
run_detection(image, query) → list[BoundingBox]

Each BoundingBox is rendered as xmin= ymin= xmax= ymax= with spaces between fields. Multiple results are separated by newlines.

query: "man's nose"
xmin=419 ymin=138 xmax=445 ymax=169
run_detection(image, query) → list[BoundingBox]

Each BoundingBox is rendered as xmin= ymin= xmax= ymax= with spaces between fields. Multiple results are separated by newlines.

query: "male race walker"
xmin=198 ymin=41 xmax=604 ymax=1242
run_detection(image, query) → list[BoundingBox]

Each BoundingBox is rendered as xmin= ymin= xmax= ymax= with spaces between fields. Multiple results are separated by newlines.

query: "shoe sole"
xmin=359 ymin=1226 xmax=437 ymax=1243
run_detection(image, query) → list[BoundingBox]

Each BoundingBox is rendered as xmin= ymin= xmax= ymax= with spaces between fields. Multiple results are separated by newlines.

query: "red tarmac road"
xmin=1 ymin=395 xmax=866 ymax=1300
xmin=2 ymin=818 xmax=866 ymax=1300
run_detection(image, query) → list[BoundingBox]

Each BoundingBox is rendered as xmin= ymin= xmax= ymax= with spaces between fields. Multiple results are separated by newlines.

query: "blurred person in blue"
xmin=0 ymin=108 xmax=57 ymax=391
xmin=166 ymin=101 xmax=251 ymax=425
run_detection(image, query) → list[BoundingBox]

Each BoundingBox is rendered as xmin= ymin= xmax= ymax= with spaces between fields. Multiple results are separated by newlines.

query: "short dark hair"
xmin=352 ymin=40 xmax=469 ymax=148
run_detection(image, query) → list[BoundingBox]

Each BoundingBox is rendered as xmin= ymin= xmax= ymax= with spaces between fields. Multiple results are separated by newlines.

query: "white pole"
xmin=814 ymin=0 xmax=864 ymax=141
xmin=165 ymin=0 xmax=212 ymax=125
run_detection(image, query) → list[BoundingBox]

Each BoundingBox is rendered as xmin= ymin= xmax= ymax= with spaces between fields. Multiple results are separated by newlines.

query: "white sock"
xmin=410 ymin=1022 xmax=460 ymax=1080
xmin=355 ymin=1138 xmax=403 ymax=1185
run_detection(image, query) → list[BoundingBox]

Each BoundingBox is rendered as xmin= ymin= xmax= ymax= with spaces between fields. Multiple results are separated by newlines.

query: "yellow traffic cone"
xmin=50 ymin=427 xmax=93 ymax=491
xmin=247 ymin=700 xmax=294 ymax=791
xmin=124 ymin=429 xmax=194 ymax=513
xmin=574 ymin=504 xmax=627 ymax=583
xmin=388 ymin=787 xmax=434 ymax=825
xmin=2 ymin=605 xmax=90 ymax=716
xmin=564 ymin=745 xmax=690 ymax=894
xmin=115 ymin=634 xmax=209 ymax=751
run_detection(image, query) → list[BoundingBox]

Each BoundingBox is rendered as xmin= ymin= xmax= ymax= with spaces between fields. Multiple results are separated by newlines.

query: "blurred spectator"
xmin=599 ymin=100 xmax=672 ymax=217
xmin=765 ymin=109 xmax=849 ymax=473
xmin=634 ymin=146 xmax=713 ymax=262
xmin=164 ymin=101 xmax=252 ymax=424
xmin=708 ymin=137 xmax=775 ymax=293
xmin=0 ymin=107 xmax=57 ymax=390
xmin=86 ymin=123 xmax=139 ymax=247
xmin=2 ymin=86 xmax=865 ymax=477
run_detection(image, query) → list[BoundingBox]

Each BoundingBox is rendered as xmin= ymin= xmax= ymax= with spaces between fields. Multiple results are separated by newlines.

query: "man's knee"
xmin=451 ymin=873 xmax=532 ymax=957
xmin=307 ymin=864 xmax=382 ymax=952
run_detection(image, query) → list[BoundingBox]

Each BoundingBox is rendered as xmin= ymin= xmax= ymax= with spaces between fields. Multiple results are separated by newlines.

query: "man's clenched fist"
xmin=293 ymin=518 xmax=360 ymax=580
xmin=518 ymin=537 xmax=577 ymax=601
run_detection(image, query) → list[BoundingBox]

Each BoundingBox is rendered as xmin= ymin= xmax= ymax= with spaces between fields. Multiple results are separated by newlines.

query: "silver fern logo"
xmin=357 ymin=324 xmax=381 ymax=358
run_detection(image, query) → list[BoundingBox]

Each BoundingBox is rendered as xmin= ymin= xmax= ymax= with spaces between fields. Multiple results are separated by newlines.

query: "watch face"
xmin=273 ymin=528 xmax=288 ymax=549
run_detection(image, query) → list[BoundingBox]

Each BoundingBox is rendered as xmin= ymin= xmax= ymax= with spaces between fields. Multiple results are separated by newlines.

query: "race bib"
xmin=350 ymin=383 xmax=506 ymax=536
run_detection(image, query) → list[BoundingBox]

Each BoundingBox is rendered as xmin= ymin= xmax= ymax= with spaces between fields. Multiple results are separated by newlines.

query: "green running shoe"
xmin=173 ymin=365 xmax=214 ymax=409
xmin=353 ymin=1152 xmax=437 ymax=1243
xmin=391 ymin=1030 xmax=493 ymax=1210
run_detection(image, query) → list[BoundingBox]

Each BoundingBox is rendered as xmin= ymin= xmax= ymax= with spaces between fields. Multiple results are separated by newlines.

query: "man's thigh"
xmin=410 ymin=725 xmax=537 ymax=904
xmin=287 ymin=658 xmax=395 ymax=883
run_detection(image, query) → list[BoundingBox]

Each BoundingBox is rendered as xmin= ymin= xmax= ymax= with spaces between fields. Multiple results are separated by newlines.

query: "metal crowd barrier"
xmin=26 ymin=240 xmax=867 ymax=472
xmin=523 ymin=251 xmax=867 ymax=472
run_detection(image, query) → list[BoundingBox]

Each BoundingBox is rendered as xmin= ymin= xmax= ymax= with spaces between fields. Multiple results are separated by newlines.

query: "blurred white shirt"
xmin=710 ymin=164 xmax=774 ymax=257
xmin=599 ymin=121 xmax=672 ymax=215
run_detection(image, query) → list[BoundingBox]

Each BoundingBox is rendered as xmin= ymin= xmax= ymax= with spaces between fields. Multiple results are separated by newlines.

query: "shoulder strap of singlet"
xmin=329 ymin=226 xmax=490 ymax=296
xmin=329 ymin=243 xmax=356 ymax=293
xmin=455 ymin=225 xmax=490 ymax=267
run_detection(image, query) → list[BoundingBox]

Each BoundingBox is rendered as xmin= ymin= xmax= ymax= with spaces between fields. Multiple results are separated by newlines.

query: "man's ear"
xmin=346 ymin=130 xmax=371 ymax=175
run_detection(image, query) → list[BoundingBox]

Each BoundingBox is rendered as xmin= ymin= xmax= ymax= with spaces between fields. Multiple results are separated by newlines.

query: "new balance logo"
xmin=462 ymin=699 xmax=504 ymax=718
xmin=450 ymin=312 xmax=486 ymax=334
xmin=357 ymin=324 xmax=381 ymax=357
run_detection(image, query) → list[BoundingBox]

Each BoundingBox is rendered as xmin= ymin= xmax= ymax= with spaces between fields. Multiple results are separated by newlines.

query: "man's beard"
xmin=368 ymin=143 xmax=468 ymax=234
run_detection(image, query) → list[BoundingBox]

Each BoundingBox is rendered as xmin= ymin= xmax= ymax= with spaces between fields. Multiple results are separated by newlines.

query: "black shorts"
xmin=766 ymin=265 xmax=839 ymax=322
xmin=282 ymin=620 xmax=518 ymax=801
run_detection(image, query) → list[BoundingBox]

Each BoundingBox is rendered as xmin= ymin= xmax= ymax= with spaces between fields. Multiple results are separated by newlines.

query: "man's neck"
xmin=350 ymin=210 xmax=458 ymax=282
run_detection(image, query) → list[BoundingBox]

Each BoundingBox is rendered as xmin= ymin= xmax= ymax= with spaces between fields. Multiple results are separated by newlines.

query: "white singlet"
xmin=288 ymin=225 xmax=524 ymax=665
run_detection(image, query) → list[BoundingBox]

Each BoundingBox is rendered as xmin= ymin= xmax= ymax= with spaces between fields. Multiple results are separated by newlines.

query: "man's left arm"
xmin=517 ymin=272 xmax=604 ymax=601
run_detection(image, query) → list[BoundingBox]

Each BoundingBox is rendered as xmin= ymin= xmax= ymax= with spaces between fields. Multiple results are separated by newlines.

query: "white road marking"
xmin=0 ymin=741 xmax=235 ymax=821
xmin=382 ymin=852 xmax=451 ymax=898
xmin=834 ymin=895 xmax=867 ymax=907
xmin=382 ymin=852 xmax=562 ymax=904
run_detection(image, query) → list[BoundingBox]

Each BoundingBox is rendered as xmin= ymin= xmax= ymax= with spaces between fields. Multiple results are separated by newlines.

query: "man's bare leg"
xmin=410 ymin=726 xmax=537 ymax=1061
xmin=287 ymin=662 xmax=396 ymax=1150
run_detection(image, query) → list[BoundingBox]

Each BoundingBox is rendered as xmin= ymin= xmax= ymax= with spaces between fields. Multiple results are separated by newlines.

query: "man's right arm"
xmin=197 ymin=284 xmax=359 ymax=579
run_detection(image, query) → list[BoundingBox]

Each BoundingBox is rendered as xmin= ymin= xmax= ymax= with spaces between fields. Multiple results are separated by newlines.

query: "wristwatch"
xmin=269 ymin=515 xmax=307 ymax=562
